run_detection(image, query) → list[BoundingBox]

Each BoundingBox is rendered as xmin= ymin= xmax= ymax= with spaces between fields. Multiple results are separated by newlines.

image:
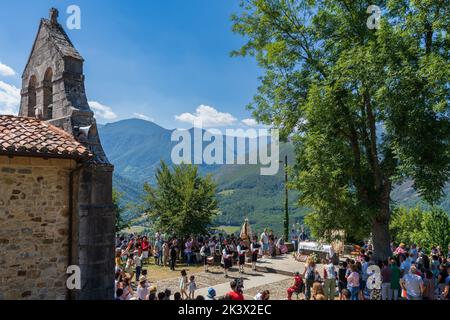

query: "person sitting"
xmin=276 ymin=236 xmax=288 ymax=254
xmin=287 ymin=272 xmax=304 ymax=300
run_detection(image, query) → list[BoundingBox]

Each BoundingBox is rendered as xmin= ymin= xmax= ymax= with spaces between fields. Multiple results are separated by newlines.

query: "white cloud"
xmin=0 ymin=80 xmax=20 ymax=115
xmin=175 ymin=105 xmax=237 ymax=127
xmin=89 ymin=101 xmax=118 ymax=121
xmin=0 ymin=62 xmax=16 ymax=77
xmin=241 ymin=118 xmax=258 ymax=127
xmin=133 ymin=113 xmax=154 ymax=122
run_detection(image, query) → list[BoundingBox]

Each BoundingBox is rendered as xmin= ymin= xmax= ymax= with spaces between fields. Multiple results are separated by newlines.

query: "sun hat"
xmin=207 ymin=288 xmax=216 ymax=297
xmin=139 ymin=275 xmax=147 ymax=283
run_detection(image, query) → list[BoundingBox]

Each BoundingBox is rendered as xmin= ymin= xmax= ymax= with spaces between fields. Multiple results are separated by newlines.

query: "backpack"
xmin=306 ymin=268 xmax=315 ymax=281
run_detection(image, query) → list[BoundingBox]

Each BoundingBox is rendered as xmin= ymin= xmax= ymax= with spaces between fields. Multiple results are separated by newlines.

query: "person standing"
xmin=200 ymin=241 xmax=211 ymax=272
xmin=154 ymin=237 xmax=163 ymax=266
xmin=389 ymin=258 xmax=401 ymax=300
xmin=222 ymin=241 xmax=233 ymax=278
xmin=260 ymin=229 xmax=269 ymax=257
xmin=380 ymin=260 xmax=391 ymax=300
xmin=184 ymin=238 xmax=193 ymax=266
xmin=179 ymin=269 xmax=189 ymax=300
xmin=337 ymin=261 xmax=348 ymax=300
xmin=188 ymin=275 xmax=197 ymax=300
xmin=423 ymin=270 xmax=435 ymax=300
xmin=303 ymin=257 xmax=316 ymax=300
xmin=237 ymin=239 xmax=248 ymax=274
xmin=290 ymin=228 xmax=299 ymax=252
xmin=437 ymin=263 xmax=449 ymax=297
xmin=443 ymin=265 xmax=450 ymax=300
xmin=169 ymin=240 xmax=178 ymax=271
xmin=346 ymin=264 xmax=360 ymax=301
xmin=162 ymin=240 xmax=170 ymax=267
xmin=141 ymin=236 xmax=150 ymax=264
xmin=133 ymin=250 xmax=142 ymax=283
xmin=323 ymin=259 xmax=336 ymax=300
xmin=250 ymin=237 xmax=260 ymax=271
xmin=400 ymin=265 xmax=424 ymax=300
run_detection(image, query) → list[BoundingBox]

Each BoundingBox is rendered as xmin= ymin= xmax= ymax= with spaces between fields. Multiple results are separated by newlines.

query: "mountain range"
xmin=98 ymin=119 xmax=449 ymax=235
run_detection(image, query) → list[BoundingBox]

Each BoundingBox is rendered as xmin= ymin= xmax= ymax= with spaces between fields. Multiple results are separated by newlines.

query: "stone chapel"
xmin=0 ymin=8 xmax=115 ymax=300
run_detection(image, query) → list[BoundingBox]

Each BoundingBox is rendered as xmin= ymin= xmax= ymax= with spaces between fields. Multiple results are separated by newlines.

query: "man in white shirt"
xmin=323 ymin=259 xmax=336 ymax=300
xmin=400 ymin=266 xmax=424 ymax=300
xmin=260 ymin=229 xmax=269 ymax=257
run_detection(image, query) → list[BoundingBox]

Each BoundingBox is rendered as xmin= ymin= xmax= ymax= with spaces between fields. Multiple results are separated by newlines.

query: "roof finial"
xmin=50 ymin=8 xmax=59 ymax=25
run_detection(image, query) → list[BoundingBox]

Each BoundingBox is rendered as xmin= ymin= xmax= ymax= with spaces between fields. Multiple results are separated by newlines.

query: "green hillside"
xmin=99 ymin=119 xmax=449 ymax=235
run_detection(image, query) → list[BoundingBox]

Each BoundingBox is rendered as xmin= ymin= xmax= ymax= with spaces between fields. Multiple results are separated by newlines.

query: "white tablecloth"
xmin=297 ymin=241 xmax=334 ymax=257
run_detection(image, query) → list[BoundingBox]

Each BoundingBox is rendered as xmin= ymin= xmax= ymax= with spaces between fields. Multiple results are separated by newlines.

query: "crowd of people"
xmin=113 ymin=229 xmax=288 ymax=300
xmin=285 ymin=243 xmax=450 ymax=300
xmin=113 ymin=230 xmax=450 ymax=301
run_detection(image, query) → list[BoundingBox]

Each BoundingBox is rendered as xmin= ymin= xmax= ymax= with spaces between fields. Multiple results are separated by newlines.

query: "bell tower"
xmin=19 ymin=8 xmax=115 ymax=300
xmin=19 ymin=8 xmax=108 ymax=164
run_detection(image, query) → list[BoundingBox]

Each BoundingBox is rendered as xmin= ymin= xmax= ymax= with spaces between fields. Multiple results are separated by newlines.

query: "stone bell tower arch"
xmin=18 ymin=8 xmax=115 ymax=300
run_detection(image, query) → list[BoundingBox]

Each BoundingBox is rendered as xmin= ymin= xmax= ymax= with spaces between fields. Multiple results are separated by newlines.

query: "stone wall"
xmin=0 ymin=155 xmax=76 ymax=300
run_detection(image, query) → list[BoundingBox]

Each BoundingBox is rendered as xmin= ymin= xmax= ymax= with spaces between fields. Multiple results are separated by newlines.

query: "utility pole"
xmin=283 ymin=154 xmax=289 ymax=242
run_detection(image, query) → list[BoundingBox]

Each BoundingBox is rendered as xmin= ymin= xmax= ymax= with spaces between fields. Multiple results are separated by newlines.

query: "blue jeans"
xmin=350 ymin=287 xmax=359 ymax=300
xmin=135 ymin=266 xmax=141 ymax=282
xmin=185 ymin=252 xmax=192 ymax=265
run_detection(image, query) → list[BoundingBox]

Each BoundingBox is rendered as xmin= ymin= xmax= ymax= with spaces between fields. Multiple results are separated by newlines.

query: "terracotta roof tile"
xmin=0 ymin=115 xmax=92 ymax=160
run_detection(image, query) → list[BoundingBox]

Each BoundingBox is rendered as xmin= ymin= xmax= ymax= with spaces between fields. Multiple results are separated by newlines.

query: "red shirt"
xmin=228 ymin=290 xmax=244 ymax=301
xmin=142 ymin=240 xmax=150 ymax=251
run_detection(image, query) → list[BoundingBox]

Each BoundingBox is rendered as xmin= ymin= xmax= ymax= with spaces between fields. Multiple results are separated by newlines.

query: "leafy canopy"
xmin=232 ymin=0 xmax=450 ymax=244
xmin=142 ymin=161 xmax=218 ymax=238
xmin=390 ymin=206 xmax=450 ymax=251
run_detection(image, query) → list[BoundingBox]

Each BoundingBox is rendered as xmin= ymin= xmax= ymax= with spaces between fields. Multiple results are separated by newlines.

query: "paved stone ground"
xmin=146 ymin=254 xmax=313 ymax=300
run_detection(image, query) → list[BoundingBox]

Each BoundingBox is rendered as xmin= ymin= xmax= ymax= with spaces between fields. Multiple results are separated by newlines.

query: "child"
xmin=188 ymin=275 xmax=197 ymax=299
xmin=179 ymin=269 xmax=189 ymax=299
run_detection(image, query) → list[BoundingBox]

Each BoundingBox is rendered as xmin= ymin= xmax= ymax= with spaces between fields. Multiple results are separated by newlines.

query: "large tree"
xmin=142 ymin=161 xmax=218 ymax=238
xmin=232 ymin=0 xmax=450 ymax=259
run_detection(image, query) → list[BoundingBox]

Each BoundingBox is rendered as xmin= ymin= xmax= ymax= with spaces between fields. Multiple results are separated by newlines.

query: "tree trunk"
xmin=371 ymin=217 xmax=392 ymax=261
xmin=371 ymin=181 xmax=392 ymax=261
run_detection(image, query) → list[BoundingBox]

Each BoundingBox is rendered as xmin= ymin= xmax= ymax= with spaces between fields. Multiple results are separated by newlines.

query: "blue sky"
xmin=0 ymin=0 xmax=262 ymax=129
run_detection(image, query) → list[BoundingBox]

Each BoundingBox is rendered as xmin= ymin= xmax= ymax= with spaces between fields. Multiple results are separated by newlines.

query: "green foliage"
xmin=232 ymin=0 xmax=450 ymax=255
xmin=113 ymin=188 xmax=130 ymax=232
xmin=420 ymin=207 xmax=450 ymax=251
xmin=390 ymin=206 xmax=450 ymax=251
xmin=142 ymin=161 xmax=219 ymax=238
xmin=390 ymin=206 xmax=425 ymax=245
